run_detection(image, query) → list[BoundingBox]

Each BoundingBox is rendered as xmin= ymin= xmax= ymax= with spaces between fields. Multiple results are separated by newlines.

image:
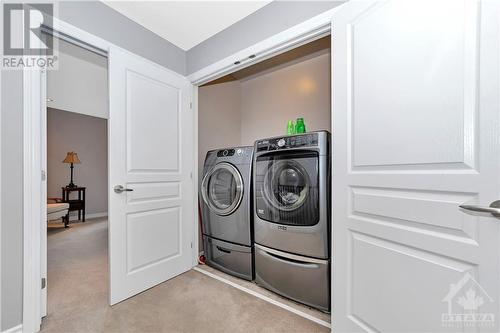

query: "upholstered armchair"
xmin=47 ymin=197 xmax=70 ymax=228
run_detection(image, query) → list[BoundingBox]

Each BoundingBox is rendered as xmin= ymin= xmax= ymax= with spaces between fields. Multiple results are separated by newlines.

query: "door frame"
xmin=22 ymin=17 xmax=198 ymax=333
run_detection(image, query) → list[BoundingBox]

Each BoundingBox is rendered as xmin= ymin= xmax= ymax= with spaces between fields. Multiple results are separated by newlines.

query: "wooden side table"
xmin=62 ymin=186 xmax=86 ymax=222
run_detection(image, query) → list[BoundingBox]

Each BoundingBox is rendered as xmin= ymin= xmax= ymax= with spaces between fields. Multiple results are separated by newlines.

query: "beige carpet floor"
xmin=195 ymin=265 xmax=331 ymax=324
xmin=42 ymin=218 xmax=328 ymax=333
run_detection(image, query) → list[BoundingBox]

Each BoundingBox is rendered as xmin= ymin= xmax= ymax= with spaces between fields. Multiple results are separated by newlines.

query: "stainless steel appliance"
xmin=200 ymin=146 xmax=253 ymax=280
xmin=253 ymin=131 xmax=330 ymax=311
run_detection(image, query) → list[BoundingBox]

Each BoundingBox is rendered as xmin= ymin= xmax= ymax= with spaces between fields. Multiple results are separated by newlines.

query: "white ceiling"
xmin=103 ymin=1 xmax=272 ymax=51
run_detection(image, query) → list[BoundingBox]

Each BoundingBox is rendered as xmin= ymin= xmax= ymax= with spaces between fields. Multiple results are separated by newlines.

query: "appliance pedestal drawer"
xmin=255 ymin=244 xmax=330 ymax=312
xmin=203 ymin=235 xmax=253 ymax=281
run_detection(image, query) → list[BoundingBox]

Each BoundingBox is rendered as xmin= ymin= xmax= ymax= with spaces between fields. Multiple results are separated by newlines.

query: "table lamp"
xmin=62 ymin=152 xmax=81 ymax=188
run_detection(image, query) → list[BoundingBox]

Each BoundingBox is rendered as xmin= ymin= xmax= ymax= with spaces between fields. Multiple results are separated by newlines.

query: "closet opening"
xmin=197 ymin=35 xmax=332 ymax=324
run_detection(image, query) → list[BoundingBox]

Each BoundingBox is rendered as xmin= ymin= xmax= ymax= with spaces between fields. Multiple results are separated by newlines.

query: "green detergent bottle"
xmin=287 ymin=120 xmax=296 ymax=135
xmin=295 ymin=118 xmax=306 ymax=133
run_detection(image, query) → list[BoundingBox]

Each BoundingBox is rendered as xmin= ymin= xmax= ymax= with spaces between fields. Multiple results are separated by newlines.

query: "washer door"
xmin=263 ymin=160 xmax=310 ymax=212
xmin=255 ymin=151 xmax=319 ymax=226
xmin=202 ymin=162 xmax=244 ymax=216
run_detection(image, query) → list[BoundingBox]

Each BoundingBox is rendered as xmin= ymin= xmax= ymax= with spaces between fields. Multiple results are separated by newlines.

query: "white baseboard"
xmin=68 ymin=211 xmax=107 ymax=221
xmin=1 ymin=324 xmax=22 ymax=333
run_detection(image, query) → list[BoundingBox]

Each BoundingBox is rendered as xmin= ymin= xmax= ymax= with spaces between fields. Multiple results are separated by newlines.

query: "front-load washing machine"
xmin=200 ymin=146 xmax=253 ymax=280
xmin=253 ymin=131 xmax=331 ymax=311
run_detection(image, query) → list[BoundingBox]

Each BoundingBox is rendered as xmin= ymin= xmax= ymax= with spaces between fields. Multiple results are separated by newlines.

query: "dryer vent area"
xmin=197 ymin=35 xmax=331 ymax=181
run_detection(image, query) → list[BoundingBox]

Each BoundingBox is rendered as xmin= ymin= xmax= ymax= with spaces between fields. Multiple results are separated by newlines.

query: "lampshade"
xmin=62 ymin=152 xmax=81 ymax=164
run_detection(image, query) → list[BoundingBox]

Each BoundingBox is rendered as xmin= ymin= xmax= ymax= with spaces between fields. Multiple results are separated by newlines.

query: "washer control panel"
xmin=256 ymin=133 xmax=319 ymax=152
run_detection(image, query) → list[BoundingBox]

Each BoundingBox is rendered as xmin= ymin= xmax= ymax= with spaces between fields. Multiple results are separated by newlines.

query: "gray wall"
xmin=47 ymin=109 xmax=108 ymax=217
xmin=198 ymin=81 xmax=242 ymax=181
xmin=240 ymin=51 xmax=331 ymax=144
xmin=186 ymin=1 xmax=343 ymax=75
xmin=48 ymin=1 xmax=186 ymax=74
xmin=198 ymin=50 xmax=331 ymax=169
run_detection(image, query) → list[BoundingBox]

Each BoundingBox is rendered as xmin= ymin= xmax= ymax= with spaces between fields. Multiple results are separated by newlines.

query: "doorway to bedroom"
xmin=42 ymin=37 xmax=109 ymax=330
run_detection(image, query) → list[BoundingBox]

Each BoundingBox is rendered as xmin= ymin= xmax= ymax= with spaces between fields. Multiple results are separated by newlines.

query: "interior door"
xmin=109 ymin=47 xmax=194 ymax=304
xmin=332 ymin=1 xmax=500 ymax=332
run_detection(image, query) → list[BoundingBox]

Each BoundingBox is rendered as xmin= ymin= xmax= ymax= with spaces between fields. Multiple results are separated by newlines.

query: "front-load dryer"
xmin=200 ymin=146 xmax=253 ymax=280
xmin=253 ymin=131 xmax=331 ymax=311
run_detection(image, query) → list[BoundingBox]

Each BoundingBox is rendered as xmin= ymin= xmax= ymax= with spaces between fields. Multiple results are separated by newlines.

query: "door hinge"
xmin=41 ymin=170 xmax=46 ymax=181
xmin=41 ymin=278 xmax=46 ymax=289
xmin=190 ymin=172 xmax=193 ymax=179
xmin=189 ymin=102 xmax=193 ymax=109
xmin=190 ymin=242 xmax=193 ymax=249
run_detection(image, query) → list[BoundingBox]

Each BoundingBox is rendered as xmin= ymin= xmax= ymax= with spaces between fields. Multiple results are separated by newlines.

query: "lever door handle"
xmin=114 ymin=185 xmax=134 ymax=193
xmin=459 ymin=200 xmax=500 ymax=218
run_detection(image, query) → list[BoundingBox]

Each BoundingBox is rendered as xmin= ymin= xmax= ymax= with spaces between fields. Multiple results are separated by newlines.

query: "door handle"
xmin=459 ymin=200 xmax=500 ymax=218
xmin=114 ymin=185 xmax=134 ymax=193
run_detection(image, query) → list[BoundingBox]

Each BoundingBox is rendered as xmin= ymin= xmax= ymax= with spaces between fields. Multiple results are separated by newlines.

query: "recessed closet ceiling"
xmin=102 ymin=1 xmax=272 ymax=51
xmin=202 ymin=35 xmax=330 ymax=86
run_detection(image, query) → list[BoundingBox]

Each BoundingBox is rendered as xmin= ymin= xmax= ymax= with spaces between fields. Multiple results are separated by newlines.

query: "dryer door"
xmin=202 ymin=162 xmax=244 ymax=216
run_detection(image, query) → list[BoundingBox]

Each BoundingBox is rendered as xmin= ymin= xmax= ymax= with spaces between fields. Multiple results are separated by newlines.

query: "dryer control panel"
xmin=256 ymin=133 xmax=319 ymax=152
xmin=217 ymin=149 xmax=235 ymax=157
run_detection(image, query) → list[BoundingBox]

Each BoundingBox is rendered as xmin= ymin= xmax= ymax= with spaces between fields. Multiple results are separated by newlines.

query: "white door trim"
xmin=192 ymin=85 xmax=200 ymax=265
xmin=0 ymin=63 xmax=3 ymax=331
xmin=23 ymin=17 xmax=113 ymax=333
xmin=23 ymin=63 xmax=43 ymax=333
xmin=187 ymin=3 xmax=346 ymax=86
xmin=22 ymin=16 xmax=197 ymax=333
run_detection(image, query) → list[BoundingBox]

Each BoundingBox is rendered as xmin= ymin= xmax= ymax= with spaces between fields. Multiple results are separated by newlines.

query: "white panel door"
xmin=332 ymin=1 xmax=500 ymax=332
xmin=109 ymin=47 xmax=194 ymax=304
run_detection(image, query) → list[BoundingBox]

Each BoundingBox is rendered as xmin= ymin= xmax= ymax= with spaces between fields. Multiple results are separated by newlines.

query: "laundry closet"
xmin=198 ymin=36 xmax=331 ymax=179
xmin=197 ymin=36 xmax=332 ymax=313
